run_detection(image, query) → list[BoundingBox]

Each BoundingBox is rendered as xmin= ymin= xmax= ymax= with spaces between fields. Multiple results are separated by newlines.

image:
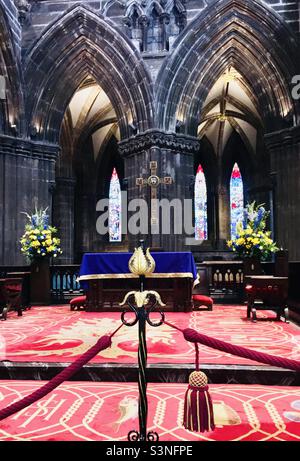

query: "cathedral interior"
xmin=0 ymin=0 xmax=299 ymax=265
xmin=0 ymin=0 xmax=300 ymax=444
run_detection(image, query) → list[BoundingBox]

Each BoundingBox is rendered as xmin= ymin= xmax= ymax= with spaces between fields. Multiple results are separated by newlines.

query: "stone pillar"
xmin=74 ymin=192 xmax=96 ymax=261
xmin=265 ymin=126 xmax=300 ymax=261
xmin=160 ymin=13 xmax=170 ymax=52
xmin=52 ymin=177 xmax=76 ymax=264
xmin=0 ymin=135 xmax=59 ymax=265
xmin=139 ymin=15 xmax=149 ymax=52
xmin=119 ymin=131 xmax=200 ymax=252
xmin=216 ymin=184 xmax=230 ymax=249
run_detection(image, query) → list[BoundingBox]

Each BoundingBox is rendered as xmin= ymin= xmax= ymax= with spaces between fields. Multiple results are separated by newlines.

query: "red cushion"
xmin=5 ymin=286 xmax=22 ymax=292
xmin=70 ymin=295 xmax=87 ymax=306
xmin=192 ymin=295 xmax=213 ymax=305
xmin=245 ymin=284 xmax=254 ymax=293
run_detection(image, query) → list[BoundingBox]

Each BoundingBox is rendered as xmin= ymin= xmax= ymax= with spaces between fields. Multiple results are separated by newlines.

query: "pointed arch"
xmin=156 ymin=0 xmax=299 ymax=135
xmin=230 ymin=162 xmax=244 ymax=239
xmin=125 ymin=1 xmax=144 ymax=18
xmin=24 ymin=5 xmax=154 ymax=143
xmin=195 ymin=164 xmax=208 ymax=240
xmin=166 ymin=0 xmax=186 ymax=15
xmin=146 ymin=1 xmax=165 ymax=16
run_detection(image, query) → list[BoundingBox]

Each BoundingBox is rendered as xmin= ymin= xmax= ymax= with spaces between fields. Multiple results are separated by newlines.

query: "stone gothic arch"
xmin=0 ymin=4 xmax=24 ymax=136
xmin=24 ymin=4 xmax=154 ymax=143
xmin=156 ymin=0 xmax=299 ymax=135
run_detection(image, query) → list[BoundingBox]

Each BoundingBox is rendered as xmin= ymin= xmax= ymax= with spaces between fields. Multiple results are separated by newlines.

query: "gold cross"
xmin=136 ymin=161 xmax=173 ymax=224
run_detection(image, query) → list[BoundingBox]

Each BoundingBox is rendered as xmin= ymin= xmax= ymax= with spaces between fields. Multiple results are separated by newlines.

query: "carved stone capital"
xmin=138 ymin=15 xmax=150 ymax=27
xmin=0 ymin=134 xmax=59 ymax=161
xmin=265 ymin=125 xmax=300 ymax=150
xmin=14 ymin=0 xmax=31 ymax=25
xmin=118 ymin=130 xmax=200 ymax=157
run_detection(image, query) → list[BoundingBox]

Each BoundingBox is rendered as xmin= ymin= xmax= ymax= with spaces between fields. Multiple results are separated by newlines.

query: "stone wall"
xmin=19 ymin=1 xmax=300 ymax=55
xmin=266 ymin=126 xmax=300 ymax=261
xmin=0 ymin=136 xmax=59 ymax=265
xmin=188 ymin=1 xmax=300 ymax=35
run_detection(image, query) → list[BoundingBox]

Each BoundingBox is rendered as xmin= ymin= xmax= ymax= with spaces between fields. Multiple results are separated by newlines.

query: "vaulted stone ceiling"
xmin=198 ymin=68 xmax=263 ymax=157
xmin=60 ymin=77 xmax=119 ymax=162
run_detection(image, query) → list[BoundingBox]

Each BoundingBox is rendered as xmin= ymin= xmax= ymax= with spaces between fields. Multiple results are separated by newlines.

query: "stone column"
xmin=0 ymin=135 xmax=59 ymax=265
xmin=139 ymin=15 xmax=150 ymax=52
xmin=216 ymin=183 xmax=230 ymax=249
xmin=160 ymin=13 xmax=170 ymax=52
xmin=52 ymin=177 xmax=76 ymax=264
xmin=119 ymin=131 xmax=200 ymax=252
xmin=265 ymin=125 xmax=300 ymax=261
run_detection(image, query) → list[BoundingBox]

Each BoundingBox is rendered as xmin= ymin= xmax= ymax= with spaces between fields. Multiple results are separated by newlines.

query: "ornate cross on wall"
xmin=136 ymin=161 xmax=173 ymax=225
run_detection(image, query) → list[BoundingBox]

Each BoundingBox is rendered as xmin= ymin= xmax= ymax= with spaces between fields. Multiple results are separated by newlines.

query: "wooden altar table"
xmin=78 ymin=252 xmax=199 ymax=312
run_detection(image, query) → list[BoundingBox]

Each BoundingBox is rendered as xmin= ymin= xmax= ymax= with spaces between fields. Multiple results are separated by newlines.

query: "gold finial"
xmin=128 ymin=246 xmax=155 ymax=276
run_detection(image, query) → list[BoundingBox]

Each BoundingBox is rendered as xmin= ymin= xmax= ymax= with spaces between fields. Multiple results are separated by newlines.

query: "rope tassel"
xmin=183 ymin=343 xmax=214 ymax=433
xmin=183 ymin=371 xmax=215 ymax=433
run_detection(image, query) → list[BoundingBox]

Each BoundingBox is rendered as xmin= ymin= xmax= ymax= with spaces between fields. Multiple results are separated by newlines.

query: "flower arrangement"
xmin=227 ymin=202 xmax=279 ymax=261
xmin=20 ymin=207 xmax=62 ymax=261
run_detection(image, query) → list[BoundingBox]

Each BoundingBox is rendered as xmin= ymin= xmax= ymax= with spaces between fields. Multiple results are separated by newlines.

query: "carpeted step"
xmin=0 ymin=381 xmax=299 ymax=441
xmin=1 ymin=305 xmax=300 ymax=367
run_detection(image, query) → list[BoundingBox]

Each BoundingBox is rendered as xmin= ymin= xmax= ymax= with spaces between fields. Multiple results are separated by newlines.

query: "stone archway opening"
xmin=53 ymin=76 xmax=126 ymax=264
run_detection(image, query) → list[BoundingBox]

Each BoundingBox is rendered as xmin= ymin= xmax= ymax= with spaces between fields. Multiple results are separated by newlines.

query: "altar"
xmin=78 ymin=252 xmax=199 ymax=312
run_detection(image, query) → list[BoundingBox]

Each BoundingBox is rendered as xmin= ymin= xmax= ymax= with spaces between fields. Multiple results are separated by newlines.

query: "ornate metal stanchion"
xmin=119 ymin=241 xmax=165 ymax=442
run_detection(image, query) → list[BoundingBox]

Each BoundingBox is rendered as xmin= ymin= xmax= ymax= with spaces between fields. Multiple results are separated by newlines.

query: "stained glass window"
xmin=109 ymin=168 xmax=122 ymax=242
xmin=195 ymin=164 xmax=208 ymax=240
xmin=230 ymin=163 xmax=244 ymax=239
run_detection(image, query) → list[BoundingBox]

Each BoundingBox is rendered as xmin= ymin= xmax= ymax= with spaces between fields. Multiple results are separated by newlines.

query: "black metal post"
xmin=138 ymin=270 xmax=147 ymax=440
xmin=138 ymin=293 xmax=147 ymax=440
xmin=122 ymin=241 xmax=163 ymax=442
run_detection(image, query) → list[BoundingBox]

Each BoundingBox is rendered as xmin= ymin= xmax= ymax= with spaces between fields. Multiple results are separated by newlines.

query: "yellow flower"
xmin=45 ymin=239 xmax=52 ymax=246
xmin=31 ymin=240 xmax=41 ymax=248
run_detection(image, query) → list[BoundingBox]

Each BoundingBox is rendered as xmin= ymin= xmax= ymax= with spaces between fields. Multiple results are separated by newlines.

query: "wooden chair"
xmin=1 ymin=278 xmax=23 ymax=321
xmin=0 ymin=279 xmax=6 ymax=317
xmin=245 ymin=276 xmax=289 ymax=323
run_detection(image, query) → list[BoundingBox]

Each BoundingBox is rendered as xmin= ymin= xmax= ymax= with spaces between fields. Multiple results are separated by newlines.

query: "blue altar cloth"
xmin=78 ymin=252 xmax=199 ymax=286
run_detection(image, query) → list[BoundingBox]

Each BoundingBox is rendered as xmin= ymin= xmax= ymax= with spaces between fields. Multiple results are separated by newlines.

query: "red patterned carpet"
xmin=1 ymin=305 xmax=300 ymax=366
xmin=0 ymin=381 xmax=299 ymax=441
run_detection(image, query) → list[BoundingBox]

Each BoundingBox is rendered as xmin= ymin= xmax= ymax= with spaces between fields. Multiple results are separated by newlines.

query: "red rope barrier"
xmin=165 ymin=321 xmax=300 ymax=372
xmin=195 ymin=343 xmax=200 ymax=371
xmin=0 ymin=324 xmax=123 ymax=422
